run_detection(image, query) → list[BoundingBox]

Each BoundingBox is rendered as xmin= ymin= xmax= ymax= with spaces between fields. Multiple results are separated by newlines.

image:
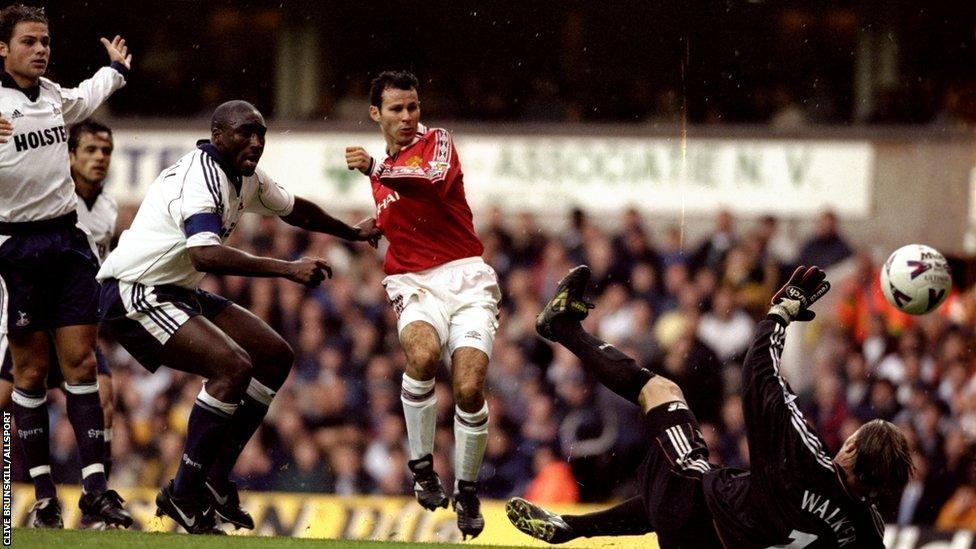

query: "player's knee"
xmin=275 ymin=339 xmax=295 ymax=368
xmin=405 ymin=345 xmax=440 ymax=375
xmin=216 ymin=347 xmax=253 ymax=390
xmin=61 ymin=352 xmax=97 ymax=383
xmin=639 ymin=376 xmax=686 ymax=412
xmin=648 ymin=375 xmax=683 ymax=397
xmin=14 ymin=365 xmax=48 ymax=390
xmin=255 ymin=339 xmax=293 ymax=389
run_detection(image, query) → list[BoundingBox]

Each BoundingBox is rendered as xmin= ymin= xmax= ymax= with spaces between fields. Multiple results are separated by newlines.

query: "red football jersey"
xmin=370 ymin=126 xmax=484 ymax=275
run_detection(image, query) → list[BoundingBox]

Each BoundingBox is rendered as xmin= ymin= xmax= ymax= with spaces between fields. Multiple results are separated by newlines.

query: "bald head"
xmin=210 ymin=100 xmax=267 ymax=176
xmin=211 ymin=100 xmax=262 ymax=134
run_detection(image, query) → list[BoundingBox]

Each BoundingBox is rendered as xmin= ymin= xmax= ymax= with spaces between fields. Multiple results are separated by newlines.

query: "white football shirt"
xmin=97 ymin=145 xmax=294 ymax=289
xmin=76 ymin=191 xmax=118 ymax=262
xmin=0 ymin=66 xmax=126 ymax=223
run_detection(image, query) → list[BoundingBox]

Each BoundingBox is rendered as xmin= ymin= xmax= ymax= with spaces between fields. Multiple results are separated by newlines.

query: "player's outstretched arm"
xmin=0 ymin=117 xmax=11 ymax=144
xmin=59 ymin=36 xmax=132 ymax=125
xmin=741 ymin=266 xmax=837 ymax=474
xmin=281 ymin=197 xmax=383 ymax=246
xmin=189 ymin=244 xmax=331 ymax=287
xmin=100 ymin=35 xmax=132 ymax=71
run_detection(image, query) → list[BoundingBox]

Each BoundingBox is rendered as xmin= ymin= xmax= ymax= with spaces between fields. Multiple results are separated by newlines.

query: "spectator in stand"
xmin=836 ymin=251 xmax=912 ymax=344
xmin=329 ymin=444 xmax=375 ymax=496
xmin=23 ymin=200 xmax=976 ymax=530
xmin=806 ymin=374 xmax=849 ymax=453
xmin=275 ymin=439 xmax=330 ymax=493
xmin=689 ymin=209 xmax=736 ymax=274
xmin=936 ymin=443 xmax=976 ymax=530
xmin=480 ymin=425 xmax=530 ymax=500
xmin=697 ymin=286 xmax=754 ymax=363
xmin=798 ymin=210 xmax=853 ymax=269
xmin=524 ymin=444 xmax=579 ymax=504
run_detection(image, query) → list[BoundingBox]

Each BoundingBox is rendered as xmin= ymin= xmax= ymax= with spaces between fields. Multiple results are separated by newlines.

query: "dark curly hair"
xmin=0 ymin=4 xmax=47 ymax=44
xmin=369 ymin=70 xmax=419 ymax=108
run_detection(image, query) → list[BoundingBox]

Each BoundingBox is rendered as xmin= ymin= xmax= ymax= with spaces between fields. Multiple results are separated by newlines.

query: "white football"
xmin=880 ymin=244 xmax=952 ymax=315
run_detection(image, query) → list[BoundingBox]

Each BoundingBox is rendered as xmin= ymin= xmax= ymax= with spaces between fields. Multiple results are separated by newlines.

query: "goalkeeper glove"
xmin=768 ymin=265 xmax=831 ymax=323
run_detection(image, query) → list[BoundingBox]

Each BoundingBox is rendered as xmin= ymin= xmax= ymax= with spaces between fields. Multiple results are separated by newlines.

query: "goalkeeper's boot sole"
xmin=506 ymin=497 xmax=576 ymax=544
xmin=536 ymin=265 xmax=595 ymax=341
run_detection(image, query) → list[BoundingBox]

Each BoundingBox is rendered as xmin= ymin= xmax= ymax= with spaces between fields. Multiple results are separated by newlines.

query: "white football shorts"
xmin=383 ymin=257 xmax=501 ymax=358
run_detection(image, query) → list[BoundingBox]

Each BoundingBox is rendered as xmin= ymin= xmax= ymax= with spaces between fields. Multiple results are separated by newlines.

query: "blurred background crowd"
xmin=44 ymin=1 xmax=976 ymax=126
xmin=8 ymin=0 xmax=976 ymax=535
xmin=13 ymin=205 xmax=976 ymax=530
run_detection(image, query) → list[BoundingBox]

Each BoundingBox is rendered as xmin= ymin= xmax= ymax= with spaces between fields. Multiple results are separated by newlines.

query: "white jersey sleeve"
xmin=49 ymin=66 xmax=127 ymax=125
xmin=175 ymin=153 xmax=224 ymax=248
xmin=245 ymin=167 xmax=294 ymax=216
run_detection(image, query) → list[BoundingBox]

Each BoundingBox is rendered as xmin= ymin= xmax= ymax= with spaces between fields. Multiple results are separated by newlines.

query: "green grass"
xmin=11 ymin=528 xmax=528 ymax=548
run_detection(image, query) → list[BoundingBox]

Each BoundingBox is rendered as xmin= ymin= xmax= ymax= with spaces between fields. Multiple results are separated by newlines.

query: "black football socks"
xmin=207 ymin=379 xmax=276 ymax=492
xmin=173 ymin=388 xmax=238 ymax=496
xmin=12 ymin=387 xmax=57 ymax=500
xmin=550 ymin=321 xmax=653 ymax=405
xmin=563 ymin=496 xmax=653 ymax=538
xmin=64 ymin=382 xmax=108 ymax=494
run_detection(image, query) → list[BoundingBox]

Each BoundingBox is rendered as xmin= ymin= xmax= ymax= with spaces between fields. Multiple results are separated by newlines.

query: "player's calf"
xmin=537 ymin=266 xmax=653 ymax=406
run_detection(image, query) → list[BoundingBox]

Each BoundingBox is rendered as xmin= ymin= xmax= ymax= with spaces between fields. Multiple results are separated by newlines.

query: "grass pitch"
xmin=11 ymin=528 xmax=527 ymax=548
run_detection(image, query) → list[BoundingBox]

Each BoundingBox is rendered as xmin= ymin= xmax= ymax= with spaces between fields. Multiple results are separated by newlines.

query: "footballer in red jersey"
xmin=346 ymin=71 xmax=500 ymax=540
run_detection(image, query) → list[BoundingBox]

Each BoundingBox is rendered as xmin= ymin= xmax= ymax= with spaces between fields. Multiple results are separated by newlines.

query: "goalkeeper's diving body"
xmin=507 ymin=265 xmax=913 ymax=548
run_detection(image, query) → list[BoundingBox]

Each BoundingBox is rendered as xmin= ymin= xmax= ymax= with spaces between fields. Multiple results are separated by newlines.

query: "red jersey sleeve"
xmin=376 ymin=128 xmax=458 ymax=198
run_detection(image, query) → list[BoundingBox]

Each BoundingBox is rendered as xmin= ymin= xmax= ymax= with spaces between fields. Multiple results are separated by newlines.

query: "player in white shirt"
xmin=0 ymin=119 xmax=118 ymax=529
xmin=98 ymin=100 xmax=381 ymax=534
xmin=0 ymin=5 xmax=131 ymax=529
xmin=71 ymin=120 xmax=118 ymax=262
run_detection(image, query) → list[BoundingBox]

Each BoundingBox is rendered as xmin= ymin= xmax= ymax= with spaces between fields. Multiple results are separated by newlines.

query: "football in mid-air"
xmin=880 ymin=244 xmax=952 ymax=315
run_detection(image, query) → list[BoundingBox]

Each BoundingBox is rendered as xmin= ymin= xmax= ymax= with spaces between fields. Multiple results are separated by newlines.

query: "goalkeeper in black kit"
xmin=508 ymin=265 xmax=913 ymax=548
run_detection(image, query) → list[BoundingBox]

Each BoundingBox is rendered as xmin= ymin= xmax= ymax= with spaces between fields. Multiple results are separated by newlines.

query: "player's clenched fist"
xmin=353 ymin=217 xmax=383 ymax=248
xmin=286 ymin=256 xmax=332 ymax=287
xmin=0 ymin=117 xmax=12 ymax=144
xmin=345 ymin=146 xmax=373 ymax=174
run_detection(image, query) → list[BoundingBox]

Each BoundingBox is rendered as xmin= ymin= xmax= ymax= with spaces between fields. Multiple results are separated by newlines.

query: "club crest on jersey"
xmin=405 ymin=155 xmax=423 ymax=168
xmin=427 ymin=160 xmax=449 ymax=176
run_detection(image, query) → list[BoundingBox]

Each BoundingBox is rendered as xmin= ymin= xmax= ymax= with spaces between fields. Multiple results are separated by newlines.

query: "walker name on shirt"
xmin=13 ymin=125 xmax=67 ymax=152
xmin=800 ymin=490 xmax=857 ymax=546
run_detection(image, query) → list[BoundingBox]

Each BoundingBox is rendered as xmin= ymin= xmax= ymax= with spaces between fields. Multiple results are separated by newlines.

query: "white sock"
xmin=454 ymin=402 xmax=489 ymax=483
xmin=401 ymin=373 xmax=436 ymax=460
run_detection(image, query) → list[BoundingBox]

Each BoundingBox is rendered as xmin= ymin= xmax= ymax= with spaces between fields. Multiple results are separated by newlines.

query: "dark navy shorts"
xmin=99 ymin=278 xmax=232 ymax=372
xmin=0 ymin=336 xmax=111 ymax=384
xmin=0 ymin=214 xmax=100 ymax=334
xmin=640 ymin=401 xmax=723 ymax=548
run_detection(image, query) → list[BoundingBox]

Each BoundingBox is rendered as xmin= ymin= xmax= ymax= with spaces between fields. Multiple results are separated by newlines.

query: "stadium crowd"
xmin=15 ymin=206 xmax=976 ymax=529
